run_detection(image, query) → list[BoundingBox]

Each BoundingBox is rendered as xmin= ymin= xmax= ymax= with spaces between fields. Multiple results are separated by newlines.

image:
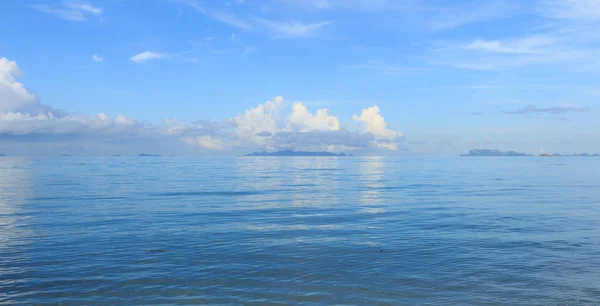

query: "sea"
xmin=1 ymin=156 xmax=599 ymax=305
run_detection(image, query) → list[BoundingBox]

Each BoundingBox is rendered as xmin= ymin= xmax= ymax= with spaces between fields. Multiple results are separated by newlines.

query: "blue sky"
xmin=0 ymin=0 xmax=599 ymax=156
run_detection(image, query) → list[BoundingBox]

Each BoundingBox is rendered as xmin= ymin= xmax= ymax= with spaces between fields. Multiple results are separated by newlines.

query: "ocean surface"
xmin=1 ymin=156 xmax=599 ymax=305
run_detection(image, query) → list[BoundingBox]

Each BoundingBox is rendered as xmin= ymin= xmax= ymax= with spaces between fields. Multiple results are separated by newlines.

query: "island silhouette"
xmin=461 ymin=149 xmax=531 ymax=157
xmin=244 ymin=150 xmax=353 ymax=157
xmin=138 ymin=153 xmax=161 ymax=157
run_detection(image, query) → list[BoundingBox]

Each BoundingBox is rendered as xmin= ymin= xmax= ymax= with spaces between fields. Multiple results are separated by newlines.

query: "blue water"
xmin=1 ymin=156 xmax=600 ymax=305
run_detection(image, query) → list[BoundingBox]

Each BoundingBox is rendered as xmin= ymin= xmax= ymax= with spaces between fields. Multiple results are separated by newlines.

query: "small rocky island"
xmin=461 ymin=149 xmax=531 ymax=157
xmin=0 ymin=154 xmax=7 ymax=157
xmin=138 ymin=153 xmax=161 ymax=157
xmin=244 ymin=150 xmax=353 ymax=157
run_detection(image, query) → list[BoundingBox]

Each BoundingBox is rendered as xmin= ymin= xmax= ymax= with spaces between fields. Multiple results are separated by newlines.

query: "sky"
xmin=0 ymin=0 xmax=599 ymax=156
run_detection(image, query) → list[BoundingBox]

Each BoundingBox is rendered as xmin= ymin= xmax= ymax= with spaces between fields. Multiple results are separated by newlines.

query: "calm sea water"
xmin=1 ymin=156 xmax=599 ymax=305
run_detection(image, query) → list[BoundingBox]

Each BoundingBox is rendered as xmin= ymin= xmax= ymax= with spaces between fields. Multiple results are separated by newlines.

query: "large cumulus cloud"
xmin=0 ymin=57 xmax=65 ymax=116
xmin=228 ymin=96 xmax=402 ymax=151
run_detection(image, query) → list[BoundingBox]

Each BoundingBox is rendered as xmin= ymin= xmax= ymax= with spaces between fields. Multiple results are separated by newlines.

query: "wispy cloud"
xmin=212 ymin=11 xmax=253 ymax=30
xmin=169 ymin=0 xmax=205 ymax=13
xmin=253 ymin=18 xmax=332 ymax=38
xmin=173 ymin=0 xmax=333 ymax=38
xmin=242 ymin=46 xmax=257 ymax=56
xmin=462 ymin=35 xmax=556 ymax=54
xmin=92 ymin=54 xmax=104 ymax=63
xmin=426 ymin=1 xmax=522 ymax=30
xmin=435 ymin=30 xmax=597 ymax=71
xmin=30 ymin=1 xmax=102 ymax=22
xmin=278 ymin=0 xmax=421 ymax=12
xmin=541 ymin=0 xmax=600 ymax=21
xmin=130 ymin=51 xmax=170 ymax=63
xmin=171 ymin=0 xmax=252 ymax=30
xmin=228 ymin=33 xmax=257 ymax=56
xmin=504 ymin=105 xmax=591 ymax=115
xmin=281 ymin=0 xmax=522 ymax=30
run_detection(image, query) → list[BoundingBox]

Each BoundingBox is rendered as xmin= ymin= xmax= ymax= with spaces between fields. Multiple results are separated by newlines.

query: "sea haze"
xmin=1 ymin=156 xmax=600 ymax=304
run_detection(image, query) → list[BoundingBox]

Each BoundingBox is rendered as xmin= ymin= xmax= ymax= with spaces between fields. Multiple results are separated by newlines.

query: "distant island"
xmin=112 ymin=154 xmax=122 ymax=157
xmin=61 ymin=154 xmax=72 ymax=157
xmin=138 ymin=153 xmax=161 ymax=157
xmin=244 ymin=150 xmax=353 ymax=157
xmin=461 ymin=149 xmax=531 ymax=157
xmin=554 ymin=153 xmax=600 ymax=157
xmin=0 ymin=154 xmax=6 ymax=157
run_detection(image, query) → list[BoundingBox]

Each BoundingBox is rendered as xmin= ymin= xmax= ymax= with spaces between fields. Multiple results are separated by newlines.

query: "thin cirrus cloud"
xmin=540 ymin=0 xmax=600 ymax=21
xmin=172 ymin=0 xmax=331 ymax=38
xmin=280 ymin=0 xmax=522 ymax=31
xmin=170 ymin=0 xmax=253 ymax=30
xmin=1 ymin=57 xmax=403 ymax=154
xmin=252 ymin=18 xmax=332 ymax=39
xmin=130 ymin=51 xmax=170 ymax=63
xmin=30 ymin=2 xmax=102 ymax=22
xmin=430 ymin=1 xmax=600 ymax=71
xmin=436 ymin=32 xmax=595 ymax=71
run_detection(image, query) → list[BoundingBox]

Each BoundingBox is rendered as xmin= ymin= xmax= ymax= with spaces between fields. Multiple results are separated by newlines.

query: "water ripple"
xmin=1 ymin=156 xmax=599 ymax=305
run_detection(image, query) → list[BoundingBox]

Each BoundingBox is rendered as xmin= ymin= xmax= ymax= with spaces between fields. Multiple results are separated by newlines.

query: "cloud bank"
xmin=0 ymin=57 xmax=402 ymax=155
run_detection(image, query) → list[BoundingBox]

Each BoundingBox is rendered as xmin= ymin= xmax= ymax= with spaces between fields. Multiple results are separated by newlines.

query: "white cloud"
xmin=234 ymin=96 xmax=284 ymax=145
xmin=0 ymin=57 xmax=62 ymax=116
xmin=196 ymin=135 xmax=225 ymax=150
xmin=232 ymin=98 xmax=398 ymax=151
xmin=288 ymin=102 xmax=340 ymax=132
xmin=0 ymin=58 xmax=37 ymax=113
xmin=353 ymin=106 xmax=401 ymax=140
xmin=353 ymin=106 xmax=402 ymax=150
xmin=66 ymin=2 xmax=102 ymax=14
xmin=92 ymin=54 xmax=104 ymax=63
xmin=253 ymin=18 xmax=332 ymax=38
xmin=30 ymin=2 xmax=102 ymax=22
xmin=130 ymin=51 xmax=170 ymax=63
